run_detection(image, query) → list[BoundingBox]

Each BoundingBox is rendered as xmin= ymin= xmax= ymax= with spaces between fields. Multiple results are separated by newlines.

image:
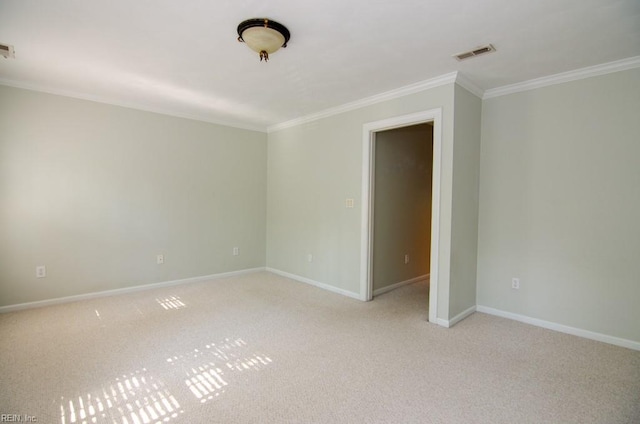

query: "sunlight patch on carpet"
xmin=59 ymin=368 xmax=183 ymax=424
xmin=166 ymin=338 xmax=272 ymax=404
xmin=156 ymin=296 xmax=186 ymax=310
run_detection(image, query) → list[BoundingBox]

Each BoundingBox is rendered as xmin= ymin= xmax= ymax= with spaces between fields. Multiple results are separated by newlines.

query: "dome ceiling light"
xmin=237 ymin=18 xmax=290 ymax=62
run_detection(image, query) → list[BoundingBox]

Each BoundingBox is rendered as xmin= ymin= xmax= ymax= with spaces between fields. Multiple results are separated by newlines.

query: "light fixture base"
xmin=237 ymin=18 xmax=290 ymax=62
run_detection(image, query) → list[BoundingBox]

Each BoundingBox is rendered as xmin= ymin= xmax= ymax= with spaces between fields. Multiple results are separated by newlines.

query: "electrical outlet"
xmin=512 ymin=277 xmax=520 ymax=289
xmin=345 ymin=198 xmax=355 ymax=208
xmin=36 ymin=265 xmax=46 ymax=278
xmin=157 ymin=254 xmax=164 ymax=265
xmin=233 ymin=247 xmax=239 ymax=256
xmin=307 ymin=254 xmax=313 ymax=263
xmin=404 ymin=254 xmax=410 ymax=264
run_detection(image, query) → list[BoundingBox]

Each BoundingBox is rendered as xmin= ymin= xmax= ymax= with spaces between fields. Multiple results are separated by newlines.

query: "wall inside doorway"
xmin=372 ymin=123 xmax=433 ymax=293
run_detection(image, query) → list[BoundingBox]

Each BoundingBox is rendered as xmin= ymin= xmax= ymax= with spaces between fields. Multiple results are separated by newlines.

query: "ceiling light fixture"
xmin=237 ymin=18 xmax=290 ymax=62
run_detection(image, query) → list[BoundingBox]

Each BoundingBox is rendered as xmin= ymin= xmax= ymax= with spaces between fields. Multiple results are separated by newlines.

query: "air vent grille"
xmin=454 ymin=44 xmax=495 ymax=61
xmin=0 ymin=43 xmax=15 ymax=59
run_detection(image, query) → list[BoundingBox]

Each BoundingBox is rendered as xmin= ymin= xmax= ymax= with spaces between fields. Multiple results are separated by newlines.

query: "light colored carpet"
xmin=1 ymin=271 xmax=639 ymax=424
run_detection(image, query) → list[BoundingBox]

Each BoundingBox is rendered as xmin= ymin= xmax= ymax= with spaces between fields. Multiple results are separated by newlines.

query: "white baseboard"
xmin=0 ymin=267 xmax=266 ymax=314
xmin=477 ymin=305 xmax=640 ymax=351
xmin=266 ymin=268 xmax=362 ymax=300
xmin=435 ymin=305 xmax=476 ymax=328
xmin=373 ymin=274 xmax=429 ymax=297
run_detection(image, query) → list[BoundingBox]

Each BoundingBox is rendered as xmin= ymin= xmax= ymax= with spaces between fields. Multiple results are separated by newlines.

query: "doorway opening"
xmin=360 ymin=109 xmax=442 ymax=323
xmin=371 ymin=122 xmax=433 ymax=300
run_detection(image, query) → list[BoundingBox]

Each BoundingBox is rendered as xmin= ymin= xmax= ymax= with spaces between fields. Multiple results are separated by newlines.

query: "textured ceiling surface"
xmin=1 ymin=0 xmax=639 ymax=130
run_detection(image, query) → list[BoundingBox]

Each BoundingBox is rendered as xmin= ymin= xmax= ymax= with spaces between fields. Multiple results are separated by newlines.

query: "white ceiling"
xmin=1 ymin=0 xmax=639 ymax=131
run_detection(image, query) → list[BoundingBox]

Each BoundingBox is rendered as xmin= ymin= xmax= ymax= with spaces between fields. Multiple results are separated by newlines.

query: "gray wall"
xmin=3 ymin=65 xmax=637 ymax=344
xmin=267 ymin=82 xmax=478 ymax=323
xmin=477 ymin=68 xmax=640 ymax=342
xmin=0 ymin=85 xmax=267 ymax=307
xmin=449 ymin=85 xmax=482 ymax=318
xmin=373 ymin=124 xmax=432 ymax=292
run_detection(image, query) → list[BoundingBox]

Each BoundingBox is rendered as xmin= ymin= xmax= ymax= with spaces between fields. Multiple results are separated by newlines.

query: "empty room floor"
xmin=1 ymin=271 xmax=639 ymax=423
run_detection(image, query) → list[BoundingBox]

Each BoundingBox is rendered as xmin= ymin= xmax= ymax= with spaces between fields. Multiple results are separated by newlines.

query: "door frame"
xmin=360 ymin=109 xmax=442 ymax=323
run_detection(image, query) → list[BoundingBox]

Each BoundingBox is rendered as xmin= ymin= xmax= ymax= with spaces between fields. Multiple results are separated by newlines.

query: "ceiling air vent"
xmin=454 ymin=44 xmax=495 ymax=61
xmin=0 ymin=43 xmax=16 ymax=59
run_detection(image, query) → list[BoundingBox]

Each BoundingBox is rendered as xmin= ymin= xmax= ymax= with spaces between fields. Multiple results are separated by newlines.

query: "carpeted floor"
xmin=1 ymin=271 xmax=639 ymax=423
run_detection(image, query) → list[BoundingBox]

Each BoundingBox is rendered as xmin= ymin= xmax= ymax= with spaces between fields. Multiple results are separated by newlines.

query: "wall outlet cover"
xmin=512 ymin=278 xmax=520 ymax=289
xmin=36 ymin=265 xmax=46 ymax=278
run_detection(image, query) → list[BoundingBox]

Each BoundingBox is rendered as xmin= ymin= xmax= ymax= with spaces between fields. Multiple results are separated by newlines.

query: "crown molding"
xmin=268 ymin=72 xmax=458 ymax=133
xmin=483 ymin=56 xmax=640 ymax=99
xmin=454 ymin=73 xmax=484 ymax=98
xmin=4 ymin=55 xmax=638 ymax=133
xmin=0 ymin=78 xmax=267 ymax=133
